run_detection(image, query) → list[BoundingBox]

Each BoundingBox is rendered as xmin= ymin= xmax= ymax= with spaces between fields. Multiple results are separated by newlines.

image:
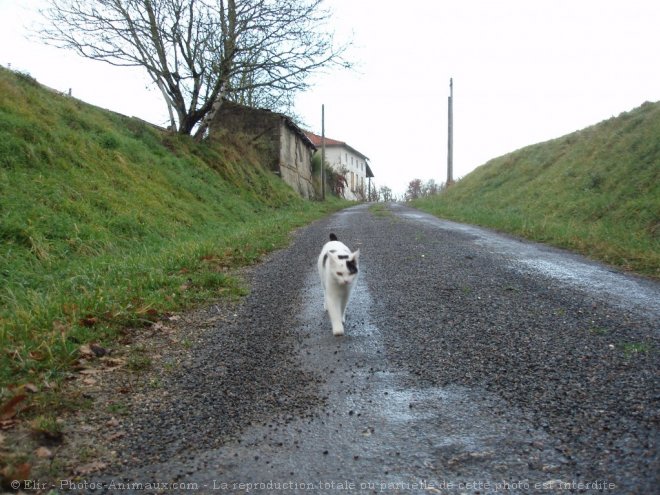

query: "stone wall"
xmin=210 ymin=101 xmax=316 ymax=198
xmin=279 ymin=123 xmax=315 ymax=199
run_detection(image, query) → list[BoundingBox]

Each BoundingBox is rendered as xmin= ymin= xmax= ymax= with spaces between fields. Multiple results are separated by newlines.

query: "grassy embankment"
xmin=414 ymin=101 xmax=660 ymax=278
xmin=0 ymin=67 xmax=346 ymax=400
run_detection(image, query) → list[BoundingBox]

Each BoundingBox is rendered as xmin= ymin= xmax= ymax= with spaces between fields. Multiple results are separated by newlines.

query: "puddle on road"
xmin=323 ymin=204 xmax=371 ymax=232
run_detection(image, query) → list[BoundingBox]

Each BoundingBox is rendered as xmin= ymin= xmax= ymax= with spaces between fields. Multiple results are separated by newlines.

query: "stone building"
xmin=210 ymin=100 xmax=316 ymax=199
xmin=304 ymin=131 xmax=373 ymax=201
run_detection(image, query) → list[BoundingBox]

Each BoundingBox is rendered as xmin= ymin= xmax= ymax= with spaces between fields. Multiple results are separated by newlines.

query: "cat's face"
xmin=329 ymin=250 xmax=360 ymax=285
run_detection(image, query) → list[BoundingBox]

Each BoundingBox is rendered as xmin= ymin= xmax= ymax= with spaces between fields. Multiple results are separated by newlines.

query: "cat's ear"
xmin=351 ymin=249 xmax=360 ymax=262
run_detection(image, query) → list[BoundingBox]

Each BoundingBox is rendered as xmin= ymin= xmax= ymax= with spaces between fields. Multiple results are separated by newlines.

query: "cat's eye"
xmin=336 ymin=272 xmax=343 ymax=276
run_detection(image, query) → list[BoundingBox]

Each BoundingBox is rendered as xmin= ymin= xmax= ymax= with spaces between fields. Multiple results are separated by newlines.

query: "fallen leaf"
xmin=0 ymin=419 xmax=18 ymax=430
xmin=1 ymin=463 xmax=31 ymax=483
xmin=23 ymin=383 xmax=39 ymax=394
xmin=106 ymin=417 xmax=120 ymax=427
xmin=152 ymin=322 xmax=169 ymax=332
xmin=78 ymin=358 xmax=124 ymax=374
xmin=35 ymin=446 xmax=53 ymax=458
xmin=82 ymin=377 xmax=97 ymax=386
xmin=43 ymin=379 xmax=57 ymax=390
xmin=79 ymin=315 xmax=98 ymax=327
xmin=136 ymin=307 xmax=159 ymax=317
xmin=28 ymin=350 xmax=46 ymax=361
xmin=107 ymin=431 xmax=125 ymax=441
xmin=0 ymin=395 xmax=26 ymax=420
xmin=13 ymin=463 xmax=32 ymax=482
xmin=100 ymin=357 xmax=126 ymax=369
xmin=79 ymin=344 xmax=95 ymax=359
xmin=75 ymin=460 xmax=107 ymax=475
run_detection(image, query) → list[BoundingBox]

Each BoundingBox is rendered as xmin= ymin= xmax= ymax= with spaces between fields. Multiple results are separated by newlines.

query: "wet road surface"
xmin=97 ymin=204 xmax=658 ymax=494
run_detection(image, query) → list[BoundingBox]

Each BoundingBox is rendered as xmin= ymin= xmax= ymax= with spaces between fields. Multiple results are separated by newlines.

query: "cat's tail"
xmin=329 ymin=233 xmax=338 ymax=241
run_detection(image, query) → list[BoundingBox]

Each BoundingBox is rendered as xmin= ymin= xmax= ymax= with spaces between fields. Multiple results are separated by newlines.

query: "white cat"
xmin=317 ymin=233 xmax=360 ymax=336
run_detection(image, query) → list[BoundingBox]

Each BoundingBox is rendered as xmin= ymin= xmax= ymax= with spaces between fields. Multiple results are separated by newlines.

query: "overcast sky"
xmin=2 ymin=0 xmax=659 ymax=197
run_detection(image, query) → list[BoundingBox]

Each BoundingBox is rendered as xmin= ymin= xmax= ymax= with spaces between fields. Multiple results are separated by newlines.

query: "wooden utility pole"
xmin=321 ymin=104 xmax=326 ymax=200
xmin=447 ymin=78 xmax=454 ymax=186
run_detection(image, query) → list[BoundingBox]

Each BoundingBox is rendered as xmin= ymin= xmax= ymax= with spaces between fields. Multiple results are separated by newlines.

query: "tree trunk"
xmin=193 ymin=87 xmax=226 ymax=140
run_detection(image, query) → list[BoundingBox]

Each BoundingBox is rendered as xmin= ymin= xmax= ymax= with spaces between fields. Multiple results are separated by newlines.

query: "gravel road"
xmin=87 ymin=203 xmax=658 ymax=494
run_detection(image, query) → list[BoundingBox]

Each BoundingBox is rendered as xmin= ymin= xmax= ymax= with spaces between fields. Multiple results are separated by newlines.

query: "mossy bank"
xmin=414 ymin=101 xmax=660 ymax=278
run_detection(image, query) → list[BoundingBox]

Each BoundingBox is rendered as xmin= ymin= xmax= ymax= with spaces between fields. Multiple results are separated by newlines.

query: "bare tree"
xmin=367 ymin=181 xmax=380 ymax=202
xmin=405 ymin=179 xmax=423 ymax=201
xmin=40 ymin=0 xmax=350 ymax=136
xmin=422 ymin=179 xmax=440 ymax=196
xmin=379 ymin=185 xmax=392 ymax=202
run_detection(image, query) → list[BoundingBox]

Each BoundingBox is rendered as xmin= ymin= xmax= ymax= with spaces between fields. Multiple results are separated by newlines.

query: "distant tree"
xmin=422 ymin=179 xmax=441 ymax=196
xmin=324 ymin=165 xmax=348 ymax=198
xmin=367 ymin=181 xmax=380 ymax=202
xmin=40 ymin=0 xmax=351 ymax=136
xmin=379 ymin=185 xmax=393 ymax=202
xmin=405 ymin=179 xmax=423 ymax=201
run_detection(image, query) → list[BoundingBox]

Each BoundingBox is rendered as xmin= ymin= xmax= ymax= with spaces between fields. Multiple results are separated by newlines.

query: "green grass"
xmin=368 ymin=202 xmax=394 ymax=218
xmin=620 ymin=341 xmax=653 ymax=358
xmin=413 ymin=101 xmax=660 ymax=278
xmin=0 ymin=67 xmax=347 ymax=395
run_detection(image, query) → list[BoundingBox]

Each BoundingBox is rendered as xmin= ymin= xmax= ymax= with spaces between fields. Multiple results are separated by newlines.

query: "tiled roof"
xmin=303 ymin=131 xmax=345 ymax=147
xmin=303 ymin=131 xmax=370 ymax=162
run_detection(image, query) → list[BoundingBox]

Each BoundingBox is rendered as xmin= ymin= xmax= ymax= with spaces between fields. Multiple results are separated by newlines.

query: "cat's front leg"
xmin=327 ymin=299 xmax=344 ymax=336
xmin=340 ymin=293 xmax=349 ymax=323
xmin=332 ymin=321 xmax=344 ymax=336
xmin=321 ymin=281 xmax=328 ymax=311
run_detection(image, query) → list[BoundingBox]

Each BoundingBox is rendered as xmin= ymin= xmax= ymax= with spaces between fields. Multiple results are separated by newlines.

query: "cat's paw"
xmin=332 ymin=329 xmax=344 ymax=337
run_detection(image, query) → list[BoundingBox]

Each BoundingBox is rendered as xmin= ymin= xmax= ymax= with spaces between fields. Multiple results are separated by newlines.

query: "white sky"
xmin=2 ymin=0 xmax=659 ymax=197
